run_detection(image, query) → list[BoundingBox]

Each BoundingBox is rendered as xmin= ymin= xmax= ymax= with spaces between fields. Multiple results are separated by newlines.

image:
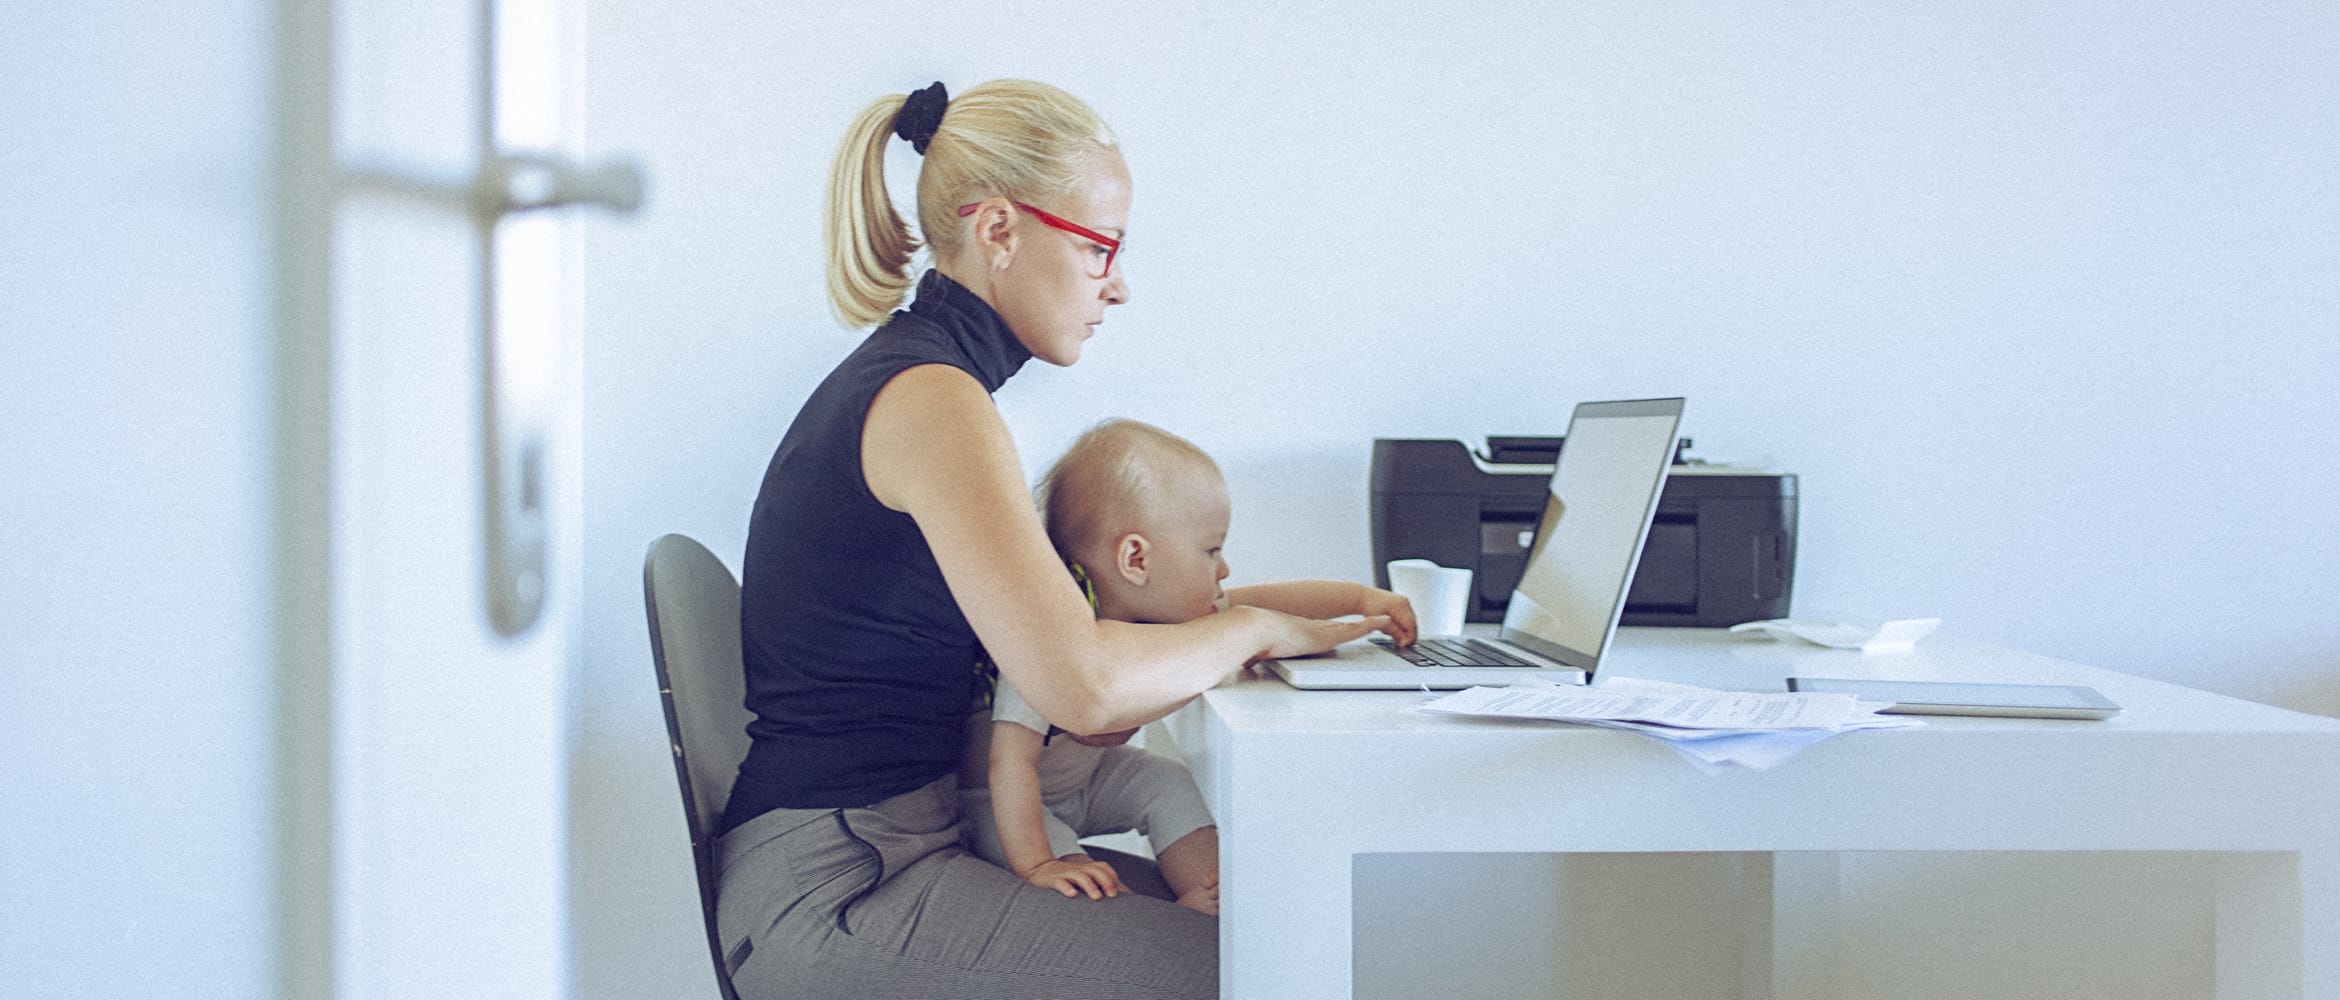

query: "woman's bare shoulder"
xmin=862 ymin=362 xmax=1017 ymax=512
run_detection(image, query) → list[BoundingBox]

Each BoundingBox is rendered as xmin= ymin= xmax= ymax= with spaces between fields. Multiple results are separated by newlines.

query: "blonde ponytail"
xmin=822 ymin=80 xmax=1118 ymax=330
xmin=824 ymin=98 xmax=921 ymax=329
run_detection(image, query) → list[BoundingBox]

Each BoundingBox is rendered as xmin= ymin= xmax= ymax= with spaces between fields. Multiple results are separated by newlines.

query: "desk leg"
xmin=2311 ymin=849 xmax=2340 ymax=1000
xmin=2215 ymin=851 xmax=2338 ymax=1000
xmin=1220 ymin=834 xmax=1353 ymax=1000
xmin=1742 ymin=851 xmax=1841 ymax=1000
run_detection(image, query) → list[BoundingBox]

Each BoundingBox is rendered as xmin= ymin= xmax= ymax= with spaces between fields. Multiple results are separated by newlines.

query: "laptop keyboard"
xmin=1372 ymin=637 xmax=1538 ymax=668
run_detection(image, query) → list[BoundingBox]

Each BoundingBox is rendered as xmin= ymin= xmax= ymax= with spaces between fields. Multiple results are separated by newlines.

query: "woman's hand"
xmin=1240 ymin=606 xmax=1394 ymax=663
xmin=1019 ymin=855 xmax=1124 ymax=901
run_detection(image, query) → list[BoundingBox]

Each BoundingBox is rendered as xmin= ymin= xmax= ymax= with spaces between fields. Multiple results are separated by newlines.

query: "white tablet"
xmin=1786 ymin=677 xmax=2123 ymax=720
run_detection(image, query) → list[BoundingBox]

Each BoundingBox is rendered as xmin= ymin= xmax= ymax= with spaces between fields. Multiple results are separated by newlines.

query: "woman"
xmin=716 ymin=79 xmax=1395 ymax=999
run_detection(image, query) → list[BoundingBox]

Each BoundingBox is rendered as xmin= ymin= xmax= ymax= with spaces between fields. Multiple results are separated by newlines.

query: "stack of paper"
xmin=1416 ymin=675 xmax=1920 ymax=772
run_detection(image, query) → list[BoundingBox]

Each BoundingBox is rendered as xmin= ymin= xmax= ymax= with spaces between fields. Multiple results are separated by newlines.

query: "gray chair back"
xmin=643 ymin=533 xmax=754 ymax=1000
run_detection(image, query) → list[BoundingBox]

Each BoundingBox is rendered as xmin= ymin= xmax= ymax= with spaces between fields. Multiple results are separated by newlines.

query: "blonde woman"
xmin=718 ymin=80 xmax=1393 ymax=998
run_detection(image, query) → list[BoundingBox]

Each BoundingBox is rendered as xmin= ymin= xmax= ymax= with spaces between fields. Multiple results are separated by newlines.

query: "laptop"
xmin=1267 ymin=397 xmax=1686 ymax=690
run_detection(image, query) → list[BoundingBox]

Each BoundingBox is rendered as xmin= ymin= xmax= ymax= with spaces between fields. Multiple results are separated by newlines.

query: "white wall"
xmin=1 ymin=5 xmax=280 ymax=998
xmin=576 ymin=2 xmax=2340 ymax=996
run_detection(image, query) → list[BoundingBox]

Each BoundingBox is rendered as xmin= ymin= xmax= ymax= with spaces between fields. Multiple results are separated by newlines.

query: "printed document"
xmin=1415 ymin=675 xmax=1921 ymax=771
xmin=1418 ymin=683 xmax=1862 ymax=730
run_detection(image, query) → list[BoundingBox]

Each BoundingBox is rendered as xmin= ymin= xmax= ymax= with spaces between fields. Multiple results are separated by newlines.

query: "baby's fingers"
xmin=1089 ymin=864 xmax=1123 ymax=898
xmin=1071 ymin=872 xmax=1106 ymax=900
xmin=1331 ymin=615 xmax=1393 ymax=644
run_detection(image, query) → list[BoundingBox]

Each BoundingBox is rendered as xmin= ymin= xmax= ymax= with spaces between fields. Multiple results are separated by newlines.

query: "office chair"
xmin=643 ymin=533 xmax=755 ymax=1000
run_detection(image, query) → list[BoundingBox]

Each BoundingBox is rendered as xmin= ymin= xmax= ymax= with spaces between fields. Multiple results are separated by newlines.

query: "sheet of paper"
xmin=1727 ymin=616 xmax=1942 ymax=652
xmin=1658 ymin=727 xmax=1841 ymax=772
xmin=1411 ymin=674 xmax=1924 ymax=771
xmin=1418 ymin=683 xmax=1861 ymax=731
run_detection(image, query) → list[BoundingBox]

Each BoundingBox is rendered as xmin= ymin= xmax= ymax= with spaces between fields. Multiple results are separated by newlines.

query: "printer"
xmin=1369 ymin=437 xmax=1797 ymax=627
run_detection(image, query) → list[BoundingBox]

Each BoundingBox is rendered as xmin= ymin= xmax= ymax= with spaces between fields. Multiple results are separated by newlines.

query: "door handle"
xmin=342 ymin=152 xmax=643 ymax=216
xmin=484 ymin=153 xmax=644 ymax=215
xmin=475 ymin=153 xmax=640 ymax=638
xmin=342 ymin=151 xmax=645 ymax=636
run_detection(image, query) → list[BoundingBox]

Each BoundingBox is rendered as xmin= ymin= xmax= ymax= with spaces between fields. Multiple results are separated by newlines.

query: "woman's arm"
xmin=987 ymin=722 xmax=1121 ymax=899
xmin=1229 ymin=580 xmax=1420 ymax=646
xmin=862 ymin=364 xmax=1386 ymax=734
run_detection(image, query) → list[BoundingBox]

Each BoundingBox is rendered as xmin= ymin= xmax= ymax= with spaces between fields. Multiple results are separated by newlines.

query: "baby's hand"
xmin=1244 ymin=607 xmax=1392 ymax=662
xmin=1357 ymin=588 xmax=1419 ymax=645
xmin=1020 ymin=855 xmax=1124 ymax=901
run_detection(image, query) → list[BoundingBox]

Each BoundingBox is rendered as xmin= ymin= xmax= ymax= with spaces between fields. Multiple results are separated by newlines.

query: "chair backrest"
xmin=643 ymin=533 xmax=754 ymax=1000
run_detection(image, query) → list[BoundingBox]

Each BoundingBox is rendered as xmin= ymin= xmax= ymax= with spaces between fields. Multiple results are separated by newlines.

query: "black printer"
xmin=1369 ymin=437 xmax=1797 ymax=627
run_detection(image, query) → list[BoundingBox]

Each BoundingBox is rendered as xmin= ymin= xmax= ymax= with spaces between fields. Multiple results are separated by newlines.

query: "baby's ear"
xmin=1113 ymin=532 xmax=1151 ymax=586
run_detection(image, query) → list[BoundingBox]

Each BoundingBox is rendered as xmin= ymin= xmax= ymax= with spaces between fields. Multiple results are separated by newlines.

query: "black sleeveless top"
xmin=723 ymin=271 xmax=1031 ymax=831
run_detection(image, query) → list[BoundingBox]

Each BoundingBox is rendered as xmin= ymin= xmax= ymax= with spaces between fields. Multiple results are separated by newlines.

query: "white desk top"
xmin=1164 ymin=624 xmax=2340 ymax=855
xmin=1200 ymin=626 xmax=2340 ymax=737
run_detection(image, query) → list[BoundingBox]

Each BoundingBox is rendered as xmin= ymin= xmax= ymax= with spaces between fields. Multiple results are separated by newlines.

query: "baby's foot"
xmin=1175 ymin=880 xmax=1219 ymax=917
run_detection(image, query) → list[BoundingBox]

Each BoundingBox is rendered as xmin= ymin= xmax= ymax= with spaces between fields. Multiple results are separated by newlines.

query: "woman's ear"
xmin=964 ymin=197 xmax=1020 ymax=270
xmin=1113 ymin=532 xmax=1150 ymax=587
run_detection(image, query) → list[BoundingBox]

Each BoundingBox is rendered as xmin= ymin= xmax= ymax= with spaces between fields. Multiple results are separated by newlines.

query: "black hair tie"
xmin=894 ymin=81 xmax=949 ymax=155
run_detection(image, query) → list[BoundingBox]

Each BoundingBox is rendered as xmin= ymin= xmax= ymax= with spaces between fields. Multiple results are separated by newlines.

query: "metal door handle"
xmin=343 ymin=152 xmax=644 ymax=218
xmin=485 ymin=153 xmax=644 ymax=215
xmin=342 ymin=150 xmax=645 ymax=636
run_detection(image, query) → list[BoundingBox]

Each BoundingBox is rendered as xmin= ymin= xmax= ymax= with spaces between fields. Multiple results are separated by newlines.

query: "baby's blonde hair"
xmin=824 ymin=79 xmax=1119 ymax=329
xmin=1036 ymin=419 xmax=1220 ymax=566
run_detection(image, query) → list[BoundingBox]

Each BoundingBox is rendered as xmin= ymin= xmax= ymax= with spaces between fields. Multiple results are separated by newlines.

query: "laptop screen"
xmin=1499 ymin=398 xmax=1685 ymax=670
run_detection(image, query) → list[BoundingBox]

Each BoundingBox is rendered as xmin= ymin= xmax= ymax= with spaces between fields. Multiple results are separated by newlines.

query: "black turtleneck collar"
xmin=904 ymin=269 xmax=1032 ymax=393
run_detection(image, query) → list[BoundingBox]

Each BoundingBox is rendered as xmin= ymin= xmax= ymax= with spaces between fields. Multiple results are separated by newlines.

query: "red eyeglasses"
xmin=956 ymin=200 xmax=1123 ymax=278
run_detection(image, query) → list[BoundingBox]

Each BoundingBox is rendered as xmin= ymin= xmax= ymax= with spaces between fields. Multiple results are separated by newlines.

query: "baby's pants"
xmin=960 ymin=745 xmax=1217 ymax=864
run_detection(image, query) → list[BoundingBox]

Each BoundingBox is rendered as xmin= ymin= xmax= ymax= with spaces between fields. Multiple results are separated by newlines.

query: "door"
xmin=280 ymin=0 xmax=637 ymax=993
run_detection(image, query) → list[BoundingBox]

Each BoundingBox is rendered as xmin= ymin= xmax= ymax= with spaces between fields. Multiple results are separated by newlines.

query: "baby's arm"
xmin=1229 ymin=580 xmax=1419 ymax=645
xmin=987 ymin=721 xmax=1124 ymax=900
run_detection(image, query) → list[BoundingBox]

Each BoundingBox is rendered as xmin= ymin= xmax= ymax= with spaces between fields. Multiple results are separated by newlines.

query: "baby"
xmin=960 ymin=418 xmax=1417 ymax=914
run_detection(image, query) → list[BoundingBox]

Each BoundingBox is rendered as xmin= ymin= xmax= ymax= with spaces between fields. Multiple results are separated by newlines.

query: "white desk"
xmin=1156 ymin=627 xmax=2340 ymax=1000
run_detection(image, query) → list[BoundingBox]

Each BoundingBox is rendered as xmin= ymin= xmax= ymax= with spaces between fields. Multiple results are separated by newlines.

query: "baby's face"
xmin=1121 ymin=467 xmax=1232 ymax=624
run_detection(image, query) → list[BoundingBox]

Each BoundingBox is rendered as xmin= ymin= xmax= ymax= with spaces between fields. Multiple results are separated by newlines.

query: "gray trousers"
xmin=716 ymin=775 xmax=1218 ymax=999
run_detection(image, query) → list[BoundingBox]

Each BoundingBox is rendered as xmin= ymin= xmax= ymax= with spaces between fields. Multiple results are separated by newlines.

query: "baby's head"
xmin=1037 ymin=419 xmax=1230 ymax=625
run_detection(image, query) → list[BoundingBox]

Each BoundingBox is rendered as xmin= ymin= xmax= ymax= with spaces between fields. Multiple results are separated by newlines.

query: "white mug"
xmin=1385 ymin=558 xmax=1473 ymax=637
